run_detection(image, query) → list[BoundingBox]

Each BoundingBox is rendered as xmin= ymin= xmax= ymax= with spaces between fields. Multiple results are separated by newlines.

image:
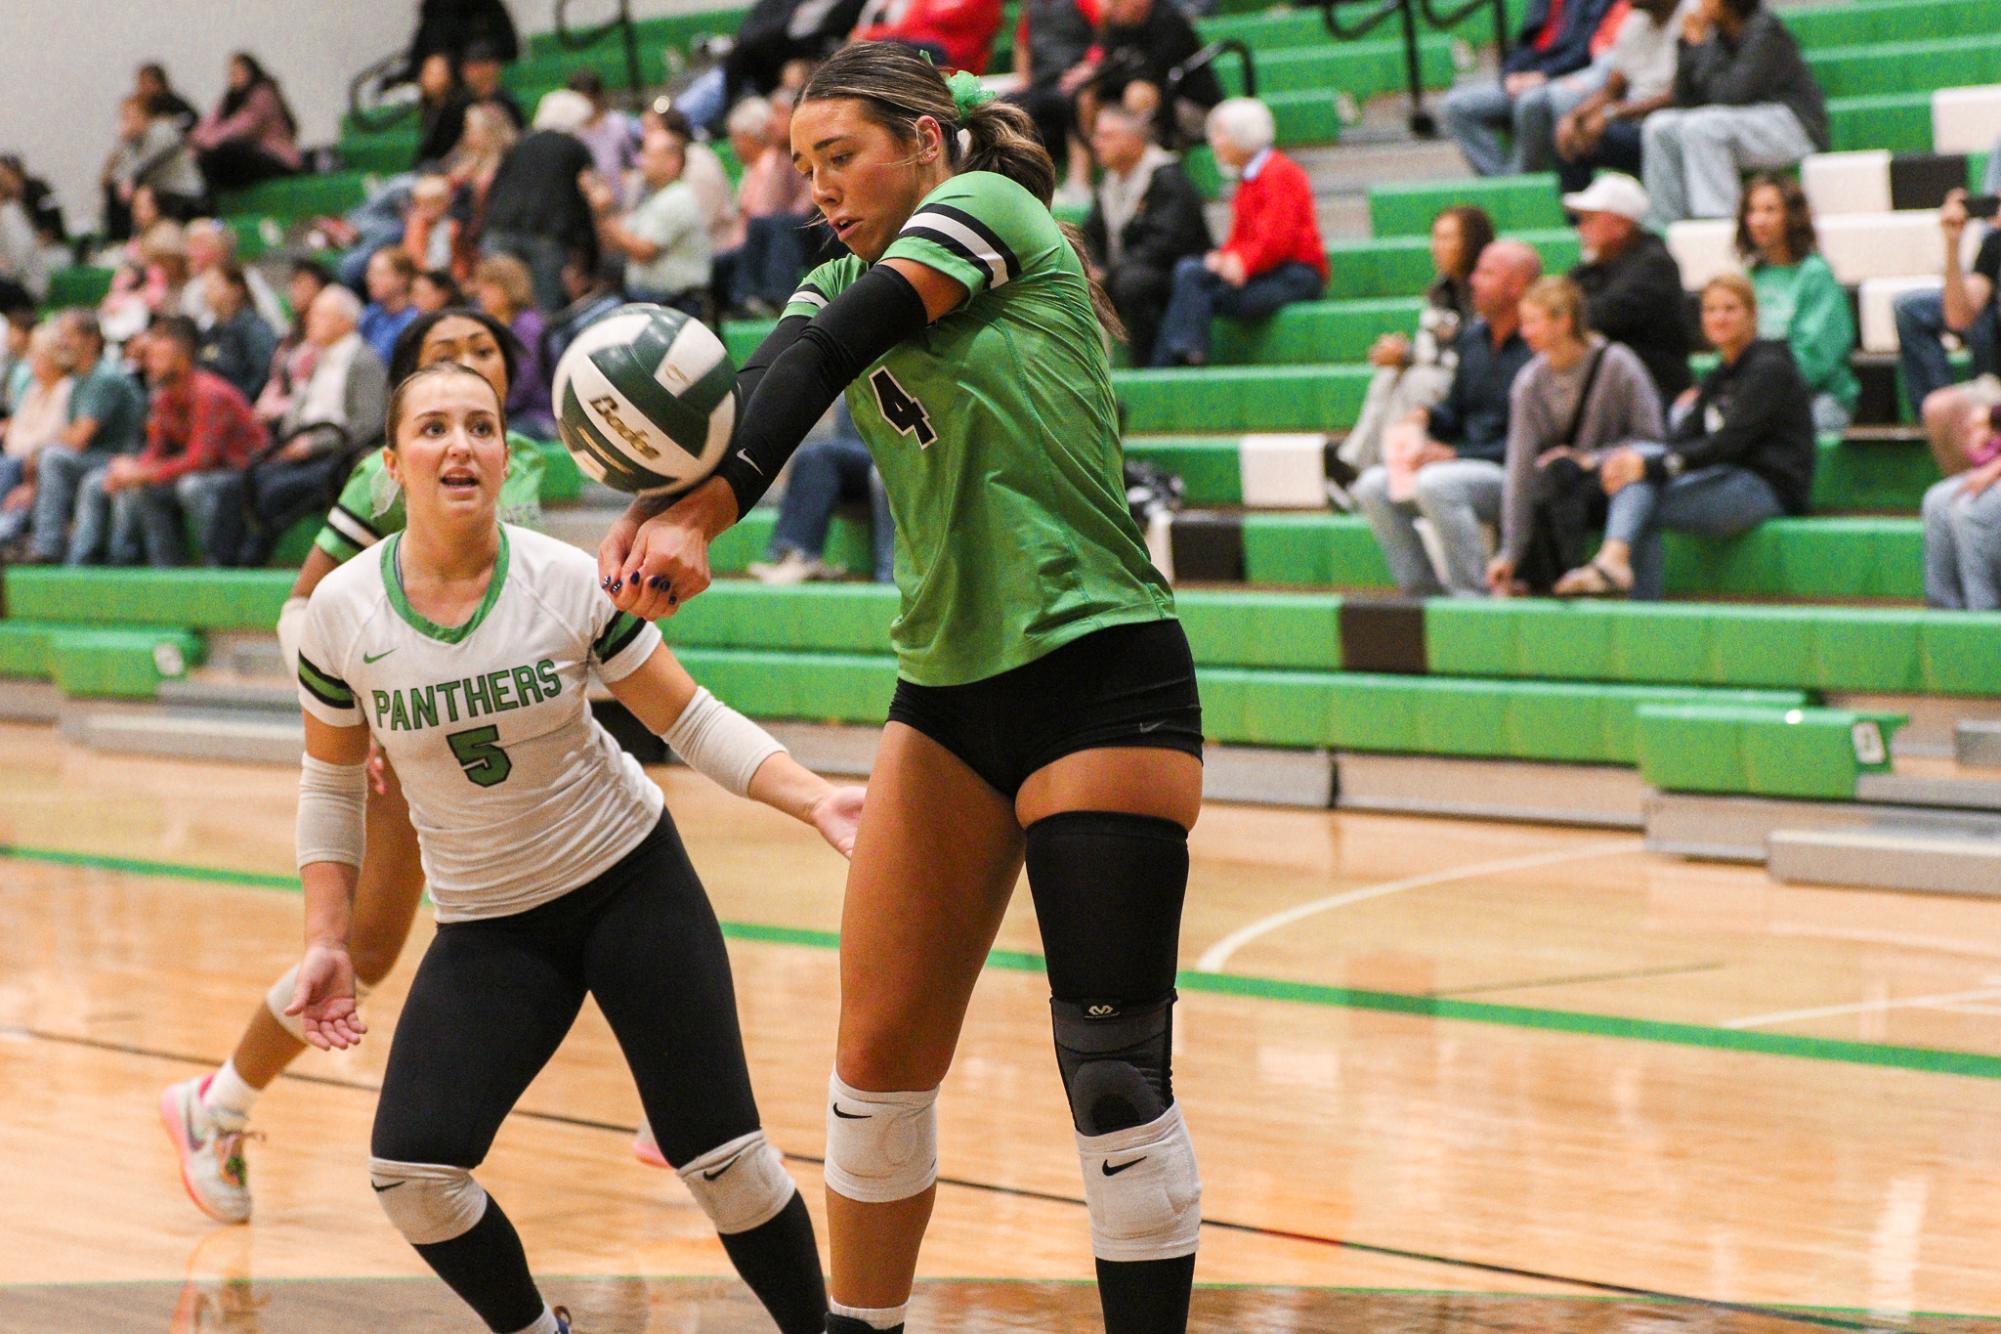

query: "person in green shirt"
xmin=157 ymin=307 xmax=549 ymax=1226
xmin=602 ymin=42 xmax=1203 ymax=1334
xmin=1737 ymin=172 xmax=1858 ymax=434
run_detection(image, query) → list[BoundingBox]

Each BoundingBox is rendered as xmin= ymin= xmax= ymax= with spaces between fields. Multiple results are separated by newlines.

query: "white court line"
xmin=1723 ymin=985 xmax=2001 ymax=1030
xmin=1195 ymin=838 xmax=1642 ymax=973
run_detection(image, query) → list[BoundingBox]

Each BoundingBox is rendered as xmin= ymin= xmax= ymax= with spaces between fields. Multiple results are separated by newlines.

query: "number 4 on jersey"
xmin=448 ymin=725 xmax=513 ymax=787
xmin=870 ymin=368 xmax=936 ymax=448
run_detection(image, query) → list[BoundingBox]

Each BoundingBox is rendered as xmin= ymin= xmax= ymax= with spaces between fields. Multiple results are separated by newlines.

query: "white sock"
xmin=506 ymin=1306 xmax=560 ymax=1334
xmin=201 ymin=1059 xmax=259 ymax=1131
xmin=830 ymin=1298 xmax=907 ymax=1330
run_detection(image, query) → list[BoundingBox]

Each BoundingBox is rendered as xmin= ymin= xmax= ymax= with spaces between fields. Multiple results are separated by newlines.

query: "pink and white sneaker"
xmin=159 ymin=1075 xmax=253 ymax=1223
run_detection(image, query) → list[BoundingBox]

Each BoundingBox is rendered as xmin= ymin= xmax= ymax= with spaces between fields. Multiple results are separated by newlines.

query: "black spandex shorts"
xmin=887 ymin=618 xmax=1204 ymax=799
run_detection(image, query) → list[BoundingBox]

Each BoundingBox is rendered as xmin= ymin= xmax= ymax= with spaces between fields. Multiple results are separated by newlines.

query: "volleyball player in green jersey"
xmin=602 ymin=43 xmax=1205 ymax=1334
xmin=161 ymin=309 xmax=553 ymax=1224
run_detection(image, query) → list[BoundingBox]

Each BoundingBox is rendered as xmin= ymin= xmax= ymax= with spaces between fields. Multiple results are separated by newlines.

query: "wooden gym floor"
xmin=1 ymin=720 xmax=1998 ymax=1331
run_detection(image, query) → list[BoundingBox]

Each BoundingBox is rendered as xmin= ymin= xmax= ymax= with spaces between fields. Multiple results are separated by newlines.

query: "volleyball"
xmin=551 ymin=304 xmax=738 ymax=496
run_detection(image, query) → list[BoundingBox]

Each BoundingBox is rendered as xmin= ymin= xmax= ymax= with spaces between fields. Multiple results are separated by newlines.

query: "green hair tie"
xmin=946 ymin=69 xmax=996 ymax=122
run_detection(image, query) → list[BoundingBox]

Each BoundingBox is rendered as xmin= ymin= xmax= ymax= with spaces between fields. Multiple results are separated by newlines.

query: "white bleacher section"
xmin=1237 ymin=434 xmax=1331 ymax=509
xmin=1932 ymin=86 xmax=2001 ymax=157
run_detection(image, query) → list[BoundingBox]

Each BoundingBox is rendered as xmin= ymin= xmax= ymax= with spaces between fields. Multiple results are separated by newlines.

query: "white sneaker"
xmin=159 ymin=1076 xmax=253 ymax=1224
xmin=746 ymin=550 xmax=829 ymax=586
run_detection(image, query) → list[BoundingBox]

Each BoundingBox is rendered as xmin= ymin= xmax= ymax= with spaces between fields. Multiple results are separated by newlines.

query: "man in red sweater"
xmin=1150 ymin=98 xmax=1326 ymax=367
xmin=851 ymin=0 xmax=1004 ymax=73
xmin=95 ymin=314 xmax=266 ymax=566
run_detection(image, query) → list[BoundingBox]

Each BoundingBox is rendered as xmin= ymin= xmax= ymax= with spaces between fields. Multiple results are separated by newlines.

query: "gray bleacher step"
xmin=1767 ymin=828 xmax=2001 ymax=898
xmin=1335 ymin=754 xmax=1644 ymax=828
xmin=1958 ymin=722 xmax=2001 ymax=769
xmin=66 ymin=708 xmax=302 ymax=765
xmin=158 ymin=680 xmax=300 ymax=715
xmin=1646 ymin=791 xmax=2001 ymax=863
xmin=1856 ymin=773 xmax=2001 ymax=811
xmin=0 ymin=679 xmax=63 ymax=724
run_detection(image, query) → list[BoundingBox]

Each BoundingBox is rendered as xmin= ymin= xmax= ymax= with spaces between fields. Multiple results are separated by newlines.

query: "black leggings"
xmin=371 ymin=812 xmax=761 ymax=1171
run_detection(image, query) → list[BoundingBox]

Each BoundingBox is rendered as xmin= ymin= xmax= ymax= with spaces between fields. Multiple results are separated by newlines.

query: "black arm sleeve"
xmin=734 ymin=313 xmax=811 ymax=411
xmin=715 ymin=263 xmax=931 ymax=517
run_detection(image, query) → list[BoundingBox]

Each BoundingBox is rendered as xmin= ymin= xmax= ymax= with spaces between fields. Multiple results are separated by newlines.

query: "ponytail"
xmin=801 ymin=42 xmax=1127 ymax=344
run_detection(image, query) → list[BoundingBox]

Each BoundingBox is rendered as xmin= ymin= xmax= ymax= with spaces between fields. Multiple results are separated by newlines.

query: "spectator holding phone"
xmin=1896 ymin=188 xmax=2001 ymax=477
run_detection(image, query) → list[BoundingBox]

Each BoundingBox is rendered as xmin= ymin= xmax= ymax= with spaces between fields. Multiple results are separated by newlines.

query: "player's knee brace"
xmin=676 ymin=1129 xmax=797 ymax=1234
xmin=821 ymin=1073 xmax=938 ymax=1203
xmin=1076 ymin=1102 xmax=1202 ymax=1262
xmin=1051 ymin=993 xmax=1175 ymax=1136
xmin=368 ymin=1158 xmax=489 ymax=1246
xmin=266 ymin=963 xmax=372 ymax=1043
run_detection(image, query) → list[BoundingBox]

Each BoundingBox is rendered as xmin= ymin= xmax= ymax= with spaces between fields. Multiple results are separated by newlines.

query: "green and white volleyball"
xmin=552 ymin=304 xmax=738 ymax=496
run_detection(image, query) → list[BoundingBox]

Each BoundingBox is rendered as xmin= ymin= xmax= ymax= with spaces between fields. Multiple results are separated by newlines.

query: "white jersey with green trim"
xmin=295 ymin=524 xmax=665 ymax=921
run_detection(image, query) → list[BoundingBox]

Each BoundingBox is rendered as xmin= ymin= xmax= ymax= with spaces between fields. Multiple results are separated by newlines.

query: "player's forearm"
xmin=746 ymin=752 xmax=836 ymax=827
xmin=300 ymin=862 xmax=359 ymax=950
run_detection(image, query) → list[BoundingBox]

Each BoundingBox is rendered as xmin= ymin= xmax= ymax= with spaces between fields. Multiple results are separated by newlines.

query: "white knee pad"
xmin=676 ymin=1129 xmax=797 ymax=1235
xmin=368 ymin=1158 xmax=489 ymax=1246
xmin=822 ymin=1073 xmax=938 ymax=1204
xmin=267 ymin=963 xmax=372 ymax=1043
xmin=1076 ymin=1102 xmax=1202 ymax=1262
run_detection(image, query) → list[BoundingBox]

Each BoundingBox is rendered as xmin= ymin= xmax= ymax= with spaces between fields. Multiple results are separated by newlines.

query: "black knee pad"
xmin=1025 ymin=811 xmax=1190 ymax=1136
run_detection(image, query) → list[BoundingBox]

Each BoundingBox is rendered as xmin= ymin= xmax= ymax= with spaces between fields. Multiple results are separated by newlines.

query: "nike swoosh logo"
xmin=370 ymin=1181 xmax=404 ymax=1192
xmin=702 ymin=1149 xmax=749 ymax=1181
xmin=363 ymin=649 xmax=396 ymax=664
xmin=1102 ymin=1156 xmax=1147 ymax=1177
xmin=735 ymin=450 xmax=766 ymax=477
xmin=1137 ymin=721 xmax=1163 ymax=733
xmin=831 ymin=1104 xmax=870 ymax=1119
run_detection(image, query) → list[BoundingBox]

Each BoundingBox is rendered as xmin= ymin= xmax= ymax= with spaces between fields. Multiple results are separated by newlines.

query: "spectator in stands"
xmin=206 ymin=286 xmax=389 ymax=567
xmin=405 ymin=0 xmax=520 ymax=82
xmin=1896 ymin=189 xmax=2001 ymax=477
xmin=851 ymin=0 xmax=1005 ymax=74
xmin=1555 ymin=273 xmax=1813 ymax=597
xmin=401 ymin=174 xmax=461 ymax=275
xmin=1078 ymin=0 xmax=1223 ymax=150
xmin=568 ymin=71 xmax=636 ymax=210
xmin=747 ymin=402 xmax=896 ymax=585
xmin=0 ymin=325 xmax=76 ymax=549
xmin=411 ymin=54 xmax=470 ymax=169
xmin=197 ymin=264 xmax=279 ymax=404
xmin=0 ymin=167 xmax=52 ymax=303
xmin=672 ymin=0 xmax=864 ymax=135
xmin=102 ymin=95 xmax=207 ymax=242
xmin=1486 ymin=275 xmax=1663 ymax=595
xmin=584 ymin=129 xmax=712 ymax=320
xmin=189 ymin=53 xmax=304 ymax=191
xmin=1641 ymin=0 xmax=1827 ymax=226
xmin=470 ymin=253 xmax=556 ymax=436
xmin=712 ymin=97 xmax=813 ymax=318
xmin=1563 ymin=171 xmax=1691 ymax=401
xmin=135 ymin=63 xmax=200 ymax=134
xmin=0 ymin=300 xmax=35 ymax=411
xmin=3 ymin=157 xmax=66 ymax=258
xmin=413 ymin=268 xmax=465 ymax=314
xmin=1081 ymin=104 xmax=1212 ymax=366
xmin=1921 ymin=403 xmax=2001 ymax=610
xmin=1009 ymin=0 xmax=1104 ymax=201
xmin=74 ymin=316 xmax=265 ymax=567
xmin=1737 ymin=172 xmax=1857 ymax=434
xmin=1552 ymin=0 xmax=1686 ymax=193
xmin=1441 ymin=0 xmax=1616 ymax=177
xmin=1151 ymin=98 xmax=1326 ymax=367
xmin=100 ymin=219 xmax=191 ymax=345
xmin=182 ymin=219 xmax=286 ymax=332
xmin=642 ymin=104 xmax=738 ymax=256
xmin=445 ymin=100 xmax=519 ymax=237
xmin=1351 ymin=239 xmax=1543 ymax=596
xmin=359 ymin=249 xmax=422 ymax=367
xmin=458 ymin=40 xmax=526 ymax=129
xmin=20 ymin=313 xmax=146 ymax=564
xmin=255 ymin=260 xmax=334 ymax=428
xmin=481 ymin=90 xmax=597 ymax=311
xmin=545 ymin=248 xmax=624 ymax=367
xmin=1337 ymin=205 xmax=1496 ymax=485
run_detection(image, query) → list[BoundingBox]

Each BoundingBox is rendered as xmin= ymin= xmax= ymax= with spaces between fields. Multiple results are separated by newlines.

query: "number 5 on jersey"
xmin=448 ymin=725 xmax=513 ymax=787
xmin=870 ymin=368 xmax=936 ymax=448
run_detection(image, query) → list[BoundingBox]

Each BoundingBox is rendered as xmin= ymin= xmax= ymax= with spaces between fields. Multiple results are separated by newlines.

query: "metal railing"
xmin=1162 ymin=39 xmax=1257 ymax=150
xmin=1298 ymin=0 xmax=1510 ymax=137
xmin=555 ymin=0 xmax=645 ymax=96
xmin=347 ymin=51 xmax=419 ymax=134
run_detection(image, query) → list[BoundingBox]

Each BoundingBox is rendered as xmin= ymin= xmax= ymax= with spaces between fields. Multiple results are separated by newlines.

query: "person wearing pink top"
xmin=190 ymin=53 xmax=303 ymax=191
xmin=714 ymin=94 xmax=818 ymax=317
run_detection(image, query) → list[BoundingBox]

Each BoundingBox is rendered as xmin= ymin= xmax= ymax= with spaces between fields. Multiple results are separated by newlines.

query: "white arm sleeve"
xmin=276 ymin=595 xmax=309 ymax=679
xmin=297 ymin=755 xmax=369 ymax=870
xmin=659 ymin=688 xmax=787 ymax=797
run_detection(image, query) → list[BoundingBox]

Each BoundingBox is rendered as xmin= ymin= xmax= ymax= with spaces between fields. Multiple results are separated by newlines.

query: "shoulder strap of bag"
xmin=1558 ymin=346 xmax=1608 ymax=449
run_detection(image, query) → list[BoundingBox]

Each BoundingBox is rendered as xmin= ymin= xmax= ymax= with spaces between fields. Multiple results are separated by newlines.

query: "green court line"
xmin=11 ymin=842 xmax=2001 ymax=1084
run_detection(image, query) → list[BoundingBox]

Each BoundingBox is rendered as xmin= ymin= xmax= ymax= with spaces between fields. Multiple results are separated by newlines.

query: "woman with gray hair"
xmin=0 ymin=322 xmax=74 ymax=549
xmin=1150 ymin=98 xmax=1326 ymax=366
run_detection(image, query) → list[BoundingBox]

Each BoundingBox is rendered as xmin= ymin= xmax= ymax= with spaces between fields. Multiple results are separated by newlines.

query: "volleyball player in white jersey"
xmin=286 ymin=362 xmax=850 ymax=1334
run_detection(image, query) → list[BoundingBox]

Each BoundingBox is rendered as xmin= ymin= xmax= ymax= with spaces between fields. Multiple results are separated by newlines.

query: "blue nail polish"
xmin=609 ymin=579 xmax=622 ymax=593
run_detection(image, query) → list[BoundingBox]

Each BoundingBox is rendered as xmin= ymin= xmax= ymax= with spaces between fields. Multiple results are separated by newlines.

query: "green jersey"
xmin=783 ymin=171 xmax=1174 ymax=687
xmin=315 ymin=433 xmax=548 ymax=564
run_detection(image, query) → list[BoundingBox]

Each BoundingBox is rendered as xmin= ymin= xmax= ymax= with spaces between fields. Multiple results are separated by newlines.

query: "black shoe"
xmin=1323 ymin=437 xmax=1360 ymax=512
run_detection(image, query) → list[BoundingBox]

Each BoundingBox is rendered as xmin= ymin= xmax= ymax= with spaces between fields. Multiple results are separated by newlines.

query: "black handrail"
xmin=348 ymin=51 xmax=419 ymax=135
xmin=1295 ymin=0 xmax=1512 ymax=138
xmin=1162 ymin=39 xmax=1256 ymax=149
xmin=556 ymin=0 xmax=645 ymax=97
